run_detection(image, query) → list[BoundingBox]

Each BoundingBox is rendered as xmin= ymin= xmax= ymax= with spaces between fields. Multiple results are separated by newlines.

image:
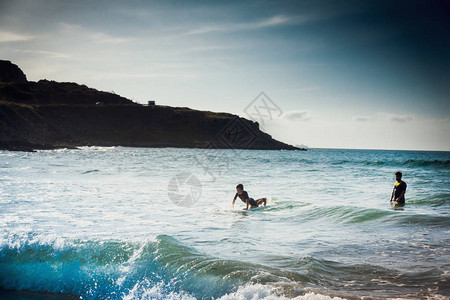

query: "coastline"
xmin=0 ymin=142 xmax=306 ymax=153
xmin=0 ymin=61 xmax=301 ymax=153
xmin=0 ymin=94 xmax=302 ymax=153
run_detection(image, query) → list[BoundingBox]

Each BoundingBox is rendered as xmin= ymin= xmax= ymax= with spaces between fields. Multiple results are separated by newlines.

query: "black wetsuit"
xmin=234 ymin=191 xmax=258 ymax=207
xmin=393 ymin=180 xmax=407 ymax=204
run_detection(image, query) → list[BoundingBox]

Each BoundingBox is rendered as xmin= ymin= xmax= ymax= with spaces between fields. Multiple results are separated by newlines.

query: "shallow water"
xmin=1 ymin=147 xmax=449 ymax=299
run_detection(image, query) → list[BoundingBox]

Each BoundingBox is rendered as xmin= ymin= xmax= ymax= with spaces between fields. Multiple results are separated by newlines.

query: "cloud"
xmin=0 ymin=30 xmax=34 ymax=42
xmin=387 ymin=114 xmax=414 ymax=123
xmin=374 ymin=113 xmax=416 ymax=123
xmin=283 ymin=110 xmax=311 ymax=121
xmin=89 ymin=32 xmax=134 ymax=44
xmin=17 ymin=49 xmax=71 ymax=59
xmin=59 ymin=23 xmax=134 ymax=44
xmin=184 ymin=8 xmax=352 ymax=36
xmin=352 ymin=115 xmax=370 ymax=122
xmin=186 ymin=14 xmax=293 ymax=35
xmin=251 ymin=15 xmax=291 ymax=28
xmin=185 ymin=25 xmax=223 ymax=36
xmin=95 ymin=72 xmax=196 ymax=80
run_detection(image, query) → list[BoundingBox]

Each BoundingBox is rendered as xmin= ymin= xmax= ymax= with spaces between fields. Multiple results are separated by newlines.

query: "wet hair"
xmin=236 ymin=184 xmax=244 ymax=190
xmin=395 ymin=171 xmax=402 ymax=178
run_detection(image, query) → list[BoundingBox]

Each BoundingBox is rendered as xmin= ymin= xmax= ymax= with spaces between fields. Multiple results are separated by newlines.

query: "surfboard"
xmin=241 ymin=205 xmax=271 ymax=212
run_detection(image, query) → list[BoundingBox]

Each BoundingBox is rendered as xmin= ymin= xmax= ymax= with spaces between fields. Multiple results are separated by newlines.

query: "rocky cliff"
xmin=0 ymin=61 xmax=27 ymax=83
xmin=0 ymin=60 xmax=300 ymax=151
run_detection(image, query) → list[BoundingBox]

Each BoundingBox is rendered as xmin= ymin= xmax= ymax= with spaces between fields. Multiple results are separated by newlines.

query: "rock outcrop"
xmin=0 ymin=60 xmax=28 ymax=83
xmin=0 ymin=61 xmax=301 ymax=151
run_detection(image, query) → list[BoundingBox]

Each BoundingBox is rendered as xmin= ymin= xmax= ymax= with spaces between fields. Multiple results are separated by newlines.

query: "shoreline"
xmin=0 ymin=143 xmax=307 ymax=153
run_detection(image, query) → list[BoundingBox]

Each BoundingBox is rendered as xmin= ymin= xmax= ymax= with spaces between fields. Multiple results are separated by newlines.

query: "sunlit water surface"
xmin=1 ymin=147 xmax=449 ymax=299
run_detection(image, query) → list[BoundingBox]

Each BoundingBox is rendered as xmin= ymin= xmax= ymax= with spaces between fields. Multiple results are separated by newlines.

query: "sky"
xmin=1 ymin=0 xmax=449 ymax=151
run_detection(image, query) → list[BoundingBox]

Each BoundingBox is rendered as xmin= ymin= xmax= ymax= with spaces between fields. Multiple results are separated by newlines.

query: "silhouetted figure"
xmin=390 ymin=171 xmax=407 ymax=206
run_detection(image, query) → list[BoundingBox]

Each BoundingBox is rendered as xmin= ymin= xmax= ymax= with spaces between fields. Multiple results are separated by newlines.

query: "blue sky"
xmin=1 ymin=0 xmax=449 ymax=150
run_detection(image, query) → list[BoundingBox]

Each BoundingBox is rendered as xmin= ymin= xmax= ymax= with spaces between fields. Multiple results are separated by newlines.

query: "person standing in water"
xmin=390 ymin=171 xmax=407 ymax=205
xmin=232 ymin=184 xmax=266 ymax=210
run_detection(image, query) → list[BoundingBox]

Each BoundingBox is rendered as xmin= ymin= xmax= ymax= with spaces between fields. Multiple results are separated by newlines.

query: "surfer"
xmin=232 ymin=184 xmax=266 ymax=210
xmin=390 ymin=171 xmax=407 ymax=206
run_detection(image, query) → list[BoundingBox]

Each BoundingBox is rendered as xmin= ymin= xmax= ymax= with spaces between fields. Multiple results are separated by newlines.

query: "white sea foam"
xmin=78 ymin=146 xmax=118 ymax=152
xmin=218 ymin=284 xmax=345 ymax=300
xmin=123 ymin=280 xmax=196 ymax=300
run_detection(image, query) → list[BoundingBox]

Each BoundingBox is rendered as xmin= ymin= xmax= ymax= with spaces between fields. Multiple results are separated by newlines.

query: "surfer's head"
xmin=236 ymin=184 xmax=244 ymax=194
xmin=395 ymin=171 xmax=402 ymax=181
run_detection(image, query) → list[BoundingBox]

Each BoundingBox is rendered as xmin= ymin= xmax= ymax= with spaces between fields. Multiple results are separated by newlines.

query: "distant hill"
xmin=0 ymin=60 xmax=301 ymax=152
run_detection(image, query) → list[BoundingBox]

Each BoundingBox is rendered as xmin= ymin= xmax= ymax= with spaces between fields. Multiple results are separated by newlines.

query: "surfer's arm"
xmin=390 ymin=189 xmax=395 ymax=202
xmin=244 ymin=199 xmax=249 ymax=210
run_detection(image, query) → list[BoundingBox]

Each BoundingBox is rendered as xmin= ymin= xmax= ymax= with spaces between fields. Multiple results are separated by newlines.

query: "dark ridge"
xmin=0 ymin=60 xmax=27 ymax=83
xmin=0 ymin=60 xmax=303 ymax=152
xmin=0 ymin=80 xmax=134 ymax=106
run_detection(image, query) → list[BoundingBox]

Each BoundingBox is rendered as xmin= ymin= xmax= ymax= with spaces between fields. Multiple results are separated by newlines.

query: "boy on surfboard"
xmin=232 ymin=184 xmax=266 ymax=210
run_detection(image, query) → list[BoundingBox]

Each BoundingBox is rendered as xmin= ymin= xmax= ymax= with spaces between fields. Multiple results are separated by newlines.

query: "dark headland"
xmin=0 ymin=60 xmax=302 ymax=152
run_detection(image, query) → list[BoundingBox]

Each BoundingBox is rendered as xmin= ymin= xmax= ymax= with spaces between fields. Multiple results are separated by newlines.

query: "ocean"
xmin=0 ymin=147 xmax=449 ymax=299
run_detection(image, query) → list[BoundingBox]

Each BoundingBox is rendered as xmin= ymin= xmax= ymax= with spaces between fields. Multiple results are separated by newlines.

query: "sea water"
xmin=0 ymin=147 xmax=449 ymax=299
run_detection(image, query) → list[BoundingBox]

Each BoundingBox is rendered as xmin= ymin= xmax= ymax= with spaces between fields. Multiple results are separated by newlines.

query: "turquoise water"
xmin=0 ymin=147 xmax=449 ymax=299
